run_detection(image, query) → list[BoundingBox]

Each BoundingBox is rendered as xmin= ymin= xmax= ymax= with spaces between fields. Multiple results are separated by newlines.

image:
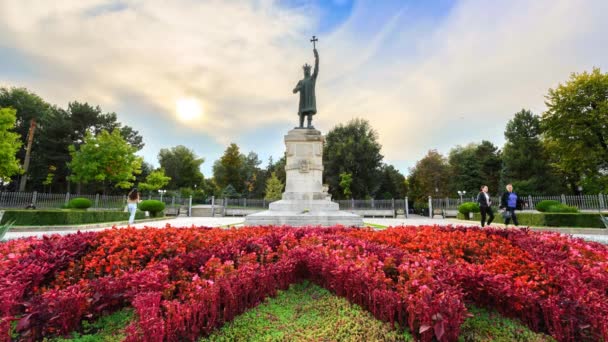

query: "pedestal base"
xmin=244 ymin=209 xmax=363 ymax=227
xmin=244 ymin=128 xmax=363 ymax=227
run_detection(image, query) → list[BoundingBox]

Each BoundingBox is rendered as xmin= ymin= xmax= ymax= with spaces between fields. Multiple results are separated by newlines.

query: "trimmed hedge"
xmin=459 ymin=211 xmax=604 ymax=228
xmin=138 ymin=200 xmax=165 ymax=217
xmin=536 ymin=200 xmax=561 ymax=212
xmin=0 ymin=210 xmax=145 ymax=226
xmin=546 ymin=204 xmax=579 ymax=213
xmin=68 ymin=197 xmax=93 ymax=209
xmin=458 ymin=202 xmax=480 ymax=216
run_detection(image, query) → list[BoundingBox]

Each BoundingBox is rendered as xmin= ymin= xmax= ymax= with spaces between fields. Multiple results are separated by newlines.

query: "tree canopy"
xmin=543 ymin=68 xmax=608 ymax=192
xmin=0 ymin=107 xmax=23 ymax=181
xmin=323 ymin=118 xmax=383 ymax=199
xmin=158 ymin=145 xmax=205 ymax=190
xmin=68 ymin=129 xmax=142 ymax=192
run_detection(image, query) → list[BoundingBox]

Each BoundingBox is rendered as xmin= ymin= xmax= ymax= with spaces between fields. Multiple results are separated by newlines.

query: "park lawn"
xmin=364 ymin=222 xmax=388 ymax=229
xmin=47 ymin=281 xmax=553 ymax=342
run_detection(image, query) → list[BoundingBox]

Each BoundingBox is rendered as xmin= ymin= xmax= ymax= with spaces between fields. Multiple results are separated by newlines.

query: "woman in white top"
xmin=127 ymin=188 xmax=140 ymax=225
xmin=476 ymin=185 xmax=494 ymax=227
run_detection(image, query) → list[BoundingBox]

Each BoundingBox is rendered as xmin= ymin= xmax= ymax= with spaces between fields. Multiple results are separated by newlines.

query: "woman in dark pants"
xmin=500 ymin=184 xmax=519 ymax=226
xmin=477 ymin=185 xmax=494 ymax=227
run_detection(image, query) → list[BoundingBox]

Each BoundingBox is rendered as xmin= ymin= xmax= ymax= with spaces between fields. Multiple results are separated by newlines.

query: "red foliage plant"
xmin=1 ymin=225 xmax=607 ymax=342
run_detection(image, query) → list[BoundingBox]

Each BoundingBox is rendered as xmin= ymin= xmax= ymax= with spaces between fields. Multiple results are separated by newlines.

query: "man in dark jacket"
xmin=476 ymin=185 xmax=494 ymax=227
xmin=500 ymin=184 xmax=519 ymax=226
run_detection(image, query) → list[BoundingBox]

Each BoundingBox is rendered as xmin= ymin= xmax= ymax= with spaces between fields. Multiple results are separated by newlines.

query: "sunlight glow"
xmin=176 ymin=98 xmax=203 ymax=122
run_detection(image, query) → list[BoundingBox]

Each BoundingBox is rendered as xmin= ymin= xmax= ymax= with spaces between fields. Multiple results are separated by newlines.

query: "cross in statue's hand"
xmin=310 ymin=35 xmax=318 ymax=49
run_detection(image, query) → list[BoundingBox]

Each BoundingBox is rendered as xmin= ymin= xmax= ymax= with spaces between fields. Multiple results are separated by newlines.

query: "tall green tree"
xmin=447 ymin=144 xmax=481 ymax=195
xmin=542 ymin=68 xmax=608 ymax=193
xmin=0 ymin=87 xmax=52 ymax=190
xmin=213 ymin=143 xmax=245 ymax=193
xmin=241 ymin=152 xmax=263 ymax=198
xmin=158 ymin=145 xmax=204 ymax=190
xmin=476 ymin=141 xmax=502 ymax=194
xmin=139 ymin=169 xmax=171 ymax=193
xmin=375 ymin=164 xmax=407 ymax=199
xmin=0 ymin=107 xmax=23 ymax=181
xmin=408 ymin=150 xmax=450 ymax=203
xmin=264 ymin=172 xmax=284 ymax=201
xmin=68 ymin=129 xmax=142 ymax=192
xmin=68 ymin=102 xmax=144 ymax=150
xmin=502 ymin=109 xmax=564 ymax=194
xmin=323 ymin=118 xmax=383 ymax=199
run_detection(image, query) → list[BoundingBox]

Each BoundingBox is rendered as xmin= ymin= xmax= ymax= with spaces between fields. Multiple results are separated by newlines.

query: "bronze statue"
xmin=293 ymin=36 xmax=319 ymax=128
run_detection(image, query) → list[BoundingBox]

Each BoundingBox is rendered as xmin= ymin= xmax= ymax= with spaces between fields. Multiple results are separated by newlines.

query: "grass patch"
xmin=460 ymin=306 xmax=554 ymax=342
xmin=45 ymin=285 xmax=554 ymax=341
xmin=45 ymin=309 xmax=133 ymax=342
xmin=202 ymin=281 xmax=413 ymax=342
xmin=364 ymin=222 xmax=388 ymax=229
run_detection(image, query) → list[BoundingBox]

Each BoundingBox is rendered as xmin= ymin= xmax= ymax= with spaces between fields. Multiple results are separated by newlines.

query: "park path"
xmin=4 ymin=215 xmax=607 ymax=244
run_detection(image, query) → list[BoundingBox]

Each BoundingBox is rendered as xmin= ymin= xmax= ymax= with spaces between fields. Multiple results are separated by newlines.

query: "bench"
xmin=442 ymin=209 xmax=459 ymax=218
xmin=165 ymin=206 xmax=181 ymax=216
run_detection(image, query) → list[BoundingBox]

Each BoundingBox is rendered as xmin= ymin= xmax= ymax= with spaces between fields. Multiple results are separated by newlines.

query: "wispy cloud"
xmin=0 ymin=0 xmax=606 ymax=173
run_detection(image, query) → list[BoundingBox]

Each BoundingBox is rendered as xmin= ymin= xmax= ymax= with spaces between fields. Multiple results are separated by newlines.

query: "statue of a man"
xmin=293 ymin=48 xmax=319 ymax=128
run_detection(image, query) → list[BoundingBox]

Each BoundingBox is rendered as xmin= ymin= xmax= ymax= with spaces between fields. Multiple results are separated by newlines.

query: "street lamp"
xmin=158 ymin=189 xmax=167 ymax=202
xmin=457 ymin=190 xmax=467 ymax=204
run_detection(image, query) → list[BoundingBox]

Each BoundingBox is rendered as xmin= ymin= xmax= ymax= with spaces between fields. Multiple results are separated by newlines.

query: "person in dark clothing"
xmin=500 ymin=184 xmax=519 ymax=226
xmin=476 ymin=185 xmax=494 ymax=227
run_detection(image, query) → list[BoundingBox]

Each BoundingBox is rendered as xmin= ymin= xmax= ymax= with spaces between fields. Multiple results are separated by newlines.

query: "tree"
xmin=158 ymin=145 xmax=204 ymax=189
xmin=266 ymin=156 xmax=286 ymax=185
xmin=542 ymin=68 xmax=608 ymax=193
xmin=264 ymin=172 xmax=284 ymax=200
xmin=475 ymin=141 xmax=502 ymax=194
xmin=447 ymin=144 xmax=481 ymax=195
xmin=376 ymin=164 xmax=407 ymax=199
xmin=213 ymin=143 xmax=245 ymax=193
xmin=502 ymin=109 xmax=564 ymax=194
xmin=407 ymin=150 xmax=450 ymax=203
xmin=68 ymin=129 xmax=142 ymax=192
xmin=68 ymin=102 xmax=144 ymax=150
xmin=324 ymin=118 xmax=383 ymax=199
xmin=139 ymin=169 xmax=171 ymax=193
xmin=339 ymin=172 xmax=353 ymax=199
xmin=242 ymin=152 xmax=263 ymax=198
xmin=0 ymin=88 xmax=52 ymax=190
xmin=0 ymin=107 xmax=22 ymax=181
xmin=221 ymin=184 xmax=240 ymax=198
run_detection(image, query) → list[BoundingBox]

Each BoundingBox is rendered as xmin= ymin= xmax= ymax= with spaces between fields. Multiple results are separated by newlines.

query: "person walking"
xmin=500 ymin=184 xmax=519 ymax=226
xmin=127 ymin=188 xmax=140 ymax=225
xmin=477 ymin=185 xmax=494 ymax=227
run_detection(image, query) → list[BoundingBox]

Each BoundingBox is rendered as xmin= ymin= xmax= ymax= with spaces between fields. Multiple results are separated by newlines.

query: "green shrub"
xmin=535 ymin=200 xmax=561 ymax=212
xmin=458 ymin=202 xmax=480 ymax=217
xmin=546 ymin=204 xmax=579 ymax=213
xmin=68 ymin=197 xmax=93 ymax=209
xmin=0 ymin=210 xmax=145 ymax=226
xmin=138 ymin=200 xmax=166 ymax=217
xmin=469 ymin=212 xmax=603 ymax=228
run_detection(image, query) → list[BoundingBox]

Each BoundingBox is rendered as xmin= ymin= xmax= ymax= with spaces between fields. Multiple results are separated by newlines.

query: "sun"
xmin=176 ymin=98 xmax=203 ymax=122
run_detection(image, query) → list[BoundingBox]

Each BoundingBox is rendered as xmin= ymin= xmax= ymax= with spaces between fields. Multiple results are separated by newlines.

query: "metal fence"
xmin=0 ymin=191 xmax=186 ymax=211
xmin=432 ymin=194 xmax=608 ymax=212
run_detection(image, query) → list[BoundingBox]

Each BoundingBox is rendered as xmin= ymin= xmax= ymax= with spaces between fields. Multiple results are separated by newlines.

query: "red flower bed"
xmin=1 ymin=226 xmax=607 ymax=341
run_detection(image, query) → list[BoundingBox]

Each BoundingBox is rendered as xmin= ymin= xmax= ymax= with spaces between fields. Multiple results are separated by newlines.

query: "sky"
xmin=1 ymin=0 xmax=607 ymax=177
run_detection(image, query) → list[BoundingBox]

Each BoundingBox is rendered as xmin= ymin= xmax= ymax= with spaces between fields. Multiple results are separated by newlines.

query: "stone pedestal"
xmin=245 ymin=128 xmax=362 ymax=227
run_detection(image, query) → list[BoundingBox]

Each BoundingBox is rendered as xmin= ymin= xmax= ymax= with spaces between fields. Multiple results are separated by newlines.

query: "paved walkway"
xmin=4 ymin=215 xmax=607 ymax=244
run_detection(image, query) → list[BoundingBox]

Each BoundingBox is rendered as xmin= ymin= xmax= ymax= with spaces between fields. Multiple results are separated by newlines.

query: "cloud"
xmin=0 ymin=0 xmax=607 ymax=174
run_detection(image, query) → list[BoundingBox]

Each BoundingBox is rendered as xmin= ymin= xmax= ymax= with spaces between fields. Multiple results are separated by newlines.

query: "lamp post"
xmin=158 ymin=189 xmax=167 ymax=202
xmin=457 ymin=190 xmax=467 ymax=204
